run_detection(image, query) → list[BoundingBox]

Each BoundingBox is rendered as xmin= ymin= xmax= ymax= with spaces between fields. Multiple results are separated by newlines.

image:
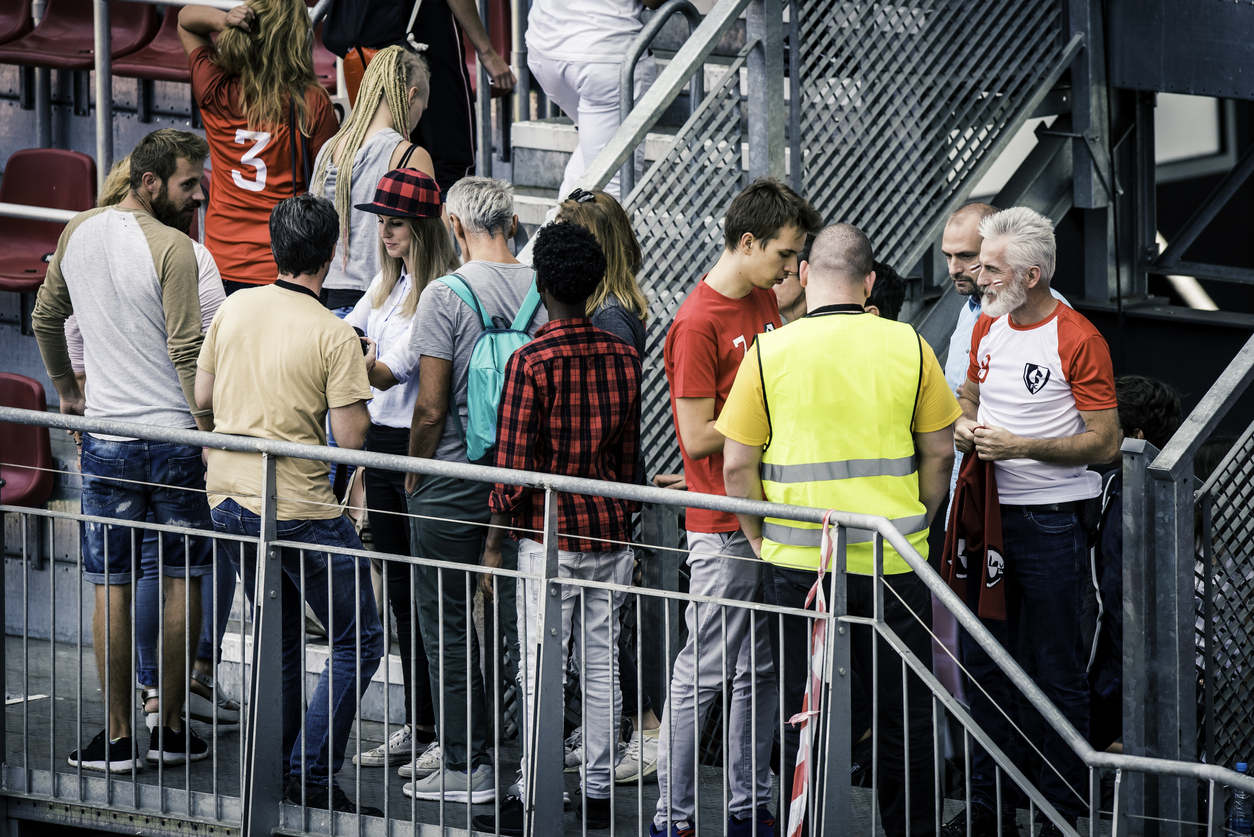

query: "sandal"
xmin=188 ymin=669 xmax=240 ymax=726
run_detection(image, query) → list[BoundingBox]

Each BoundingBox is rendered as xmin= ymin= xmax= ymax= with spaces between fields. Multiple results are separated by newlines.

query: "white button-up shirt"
xmin=345 ymin=272 xmax=422 ymax=429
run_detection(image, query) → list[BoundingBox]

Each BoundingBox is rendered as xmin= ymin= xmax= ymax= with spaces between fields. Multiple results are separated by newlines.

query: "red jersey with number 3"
xmin=190 ymin=46 xmax=338 ymax=285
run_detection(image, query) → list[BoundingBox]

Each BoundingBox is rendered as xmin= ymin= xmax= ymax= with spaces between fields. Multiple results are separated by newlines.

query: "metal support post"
xmin=242 ymin=454 xmax=283 ymax=837
xmin=745 ymin=0 xmax=784 ymax=181
xmin=787 ymin=0 xmax=801 ymax=192
xmin=1121 ymin=439 xmax=1157 ymax=837
xmin=510 ymin=0 xmax=528 ymax=124
xmin=640 ymin=503 xmax=681 ymax=712
xmin=476 ymin=0 xmax=492 ymax=177
xmin=526 ymin=489 xmax=564 ymax=836
xmin=93 ymin=0 xmax=113 ymax=190
xmin=1082 ymin=206 xmax=1116 ymax=303
xmin=818 ymin=526 xmax=851 ymax=837
xmin=1132 ymin=91 xmax=1156 ymax=300
xmin=1068 ymin=0 xmax=1111 ymax=209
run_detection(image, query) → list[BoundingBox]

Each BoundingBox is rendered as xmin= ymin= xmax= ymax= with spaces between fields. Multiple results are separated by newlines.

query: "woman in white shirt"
xmin=346 ymin=168 xmax=460 ymax=769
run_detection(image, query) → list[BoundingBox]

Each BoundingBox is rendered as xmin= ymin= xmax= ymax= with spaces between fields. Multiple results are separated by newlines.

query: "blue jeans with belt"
xmin=960 ymin=507 xmax=1090 ymax=820
xmin=210 ymin=498 xmax=383 ymax=787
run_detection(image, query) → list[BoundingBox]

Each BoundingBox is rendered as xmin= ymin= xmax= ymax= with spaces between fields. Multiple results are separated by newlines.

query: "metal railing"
xmin=3 ymin=406 xmax=1253 ymax=837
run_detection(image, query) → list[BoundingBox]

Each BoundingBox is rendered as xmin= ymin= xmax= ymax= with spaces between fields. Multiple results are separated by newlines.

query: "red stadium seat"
xmin=0 ymin=148 xmax=97 ymax=293
xmin=0 ymin=0 xmax=157 ymax=71
xmin=112 ymin=6 xmax=189 ymax=83
xmin=0 ymin=374 xmax=54 ymax=509
xmin=0 ymin=0 xmax=33 ymax=46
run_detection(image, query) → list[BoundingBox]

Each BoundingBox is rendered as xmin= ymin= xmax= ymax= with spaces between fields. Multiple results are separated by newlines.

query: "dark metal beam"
xmin=1147 ymin=260 xmax=1254 ymax=286
xmin=1154 ymin=139 xmax=1254 ymax=267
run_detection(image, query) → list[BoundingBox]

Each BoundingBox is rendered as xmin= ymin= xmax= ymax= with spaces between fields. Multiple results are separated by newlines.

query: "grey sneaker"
xmin=564 ymin=728 xmax=583 ymax=773
xmin=614 ymin=727 xmax=659 ymax=783
xmin=354 ymin=724 xmax=413 ymax=767
xmin=403 ymin=764 xmax=496 ymax=803
xmin=397 ymin=740 xmax=442 ymax=779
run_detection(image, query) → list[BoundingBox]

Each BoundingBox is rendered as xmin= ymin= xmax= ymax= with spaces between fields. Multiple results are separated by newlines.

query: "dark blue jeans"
xmin=960 ymin=507 xmax=1090 ymax=820
xmin=210 ymin=498 xmax=383 ymax=787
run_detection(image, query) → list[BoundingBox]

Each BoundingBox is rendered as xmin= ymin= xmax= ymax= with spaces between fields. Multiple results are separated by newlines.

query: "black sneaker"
xmin=284 ymin=779 xmax=383 ymax=817
xmin=941 ymin=803 xmax=1020 ymax=837
xmin=147 ymin=725 xmax=209 ymax=765
xmin=471 ymin=796 xmax=526 ymax=836
xmin=68 ymin=730 xmax=144 ymax=773
xmin=576 ymin=795 xmax=612 ymax=830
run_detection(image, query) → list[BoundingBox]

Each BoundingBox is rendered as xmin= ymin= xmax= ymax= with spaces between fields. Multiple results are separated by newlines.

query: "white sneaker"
xmin=354 ymin=724 xmax=413 ymax=767
xmin=614 ymin=727 xmax=659 ymax=783
xmin=402 ymin=764 xmax=495 ymax=803
xmin=397 ymin=740 xmax=442 ymax=779
xmin=564 ymin=728 xmax=583 ymax=773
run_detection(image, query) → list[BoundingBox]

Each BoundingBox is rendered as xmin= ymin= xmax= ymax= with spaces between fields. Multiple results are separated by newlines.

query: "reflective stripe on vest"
xmin=762 ymin=513 xmax=929 ymax=547
xmin=755 ymin=314 xmax=928 ymax=574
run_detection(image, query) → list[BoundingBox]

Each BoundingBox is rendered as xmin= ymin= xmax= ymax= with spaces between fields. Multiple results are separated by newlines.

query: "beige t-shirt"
xmin=198 ymin=283 xmax=371 ymax=520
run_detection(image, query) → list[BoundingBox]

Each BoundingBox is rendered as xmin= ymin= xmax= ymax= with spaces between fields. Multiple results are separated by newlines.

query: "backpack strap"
xmin=436 ymin=273 xmax=492 ymax=329
xmin=510 ymin=274 xmax=542 ymax=332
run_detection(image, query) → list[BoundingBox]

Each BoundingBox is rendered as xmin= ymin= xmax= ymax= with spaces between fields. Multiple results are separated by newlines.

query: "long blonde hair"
xmin=373 ymin=213 xmax=460 ymax=319
xmin=99 ymin=157 xmax=132 ymax=207
xmin=213 ymin=0 xmax=324 ymax=132
xmin=556 ymin=190 xmax=649 ymax=322
xmin=313 ymin=46 xmax=429 ymax=261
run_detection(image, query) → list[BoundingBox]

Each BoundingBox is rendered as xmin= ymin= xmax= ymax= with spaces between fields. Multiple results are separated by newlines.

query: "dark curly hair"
xmin=1115 ymin=375 xmax=1182 ymax=451
xmin=532 ymin=221 xmax=607 ymax=305
xmin=867 ymin=260 xmax=906 ymax=321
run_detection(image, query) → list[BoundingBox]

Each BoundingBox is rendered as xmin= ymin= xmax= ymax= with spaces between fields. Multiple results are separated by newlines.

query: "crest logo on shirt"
xmin=1023 ymin=363 xmax=1050 ymax=395
xmin=985 ymin=548 xmax=1004 ymax=589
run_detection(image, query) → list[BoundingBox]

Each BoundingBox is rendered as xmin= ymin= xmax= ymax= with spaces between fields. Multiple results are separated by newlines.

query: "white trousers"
xmin=516 ymin=537 xmax=634 ymax=800
xmin=527 ymin=52 xmax=657 ymax=201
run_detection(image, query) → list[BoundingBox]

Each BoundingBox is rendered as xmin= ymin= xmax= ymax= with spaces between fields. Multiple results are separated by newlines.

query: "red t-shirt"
xmin=189 ymin=46 xmax=338 ymax=285
xmin=664 ymin=278 xmax=781 ymax=533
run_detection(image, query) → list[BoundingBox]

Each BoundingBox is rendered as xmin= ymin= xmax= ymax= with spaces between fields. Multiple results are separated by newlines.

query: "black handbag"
xmin=322 ymin=0 xmax=423 ymax=58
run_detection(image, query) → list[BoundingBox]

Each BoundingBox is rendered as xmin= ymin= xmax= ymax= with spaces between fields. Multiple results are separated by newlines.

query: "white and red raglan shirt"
xmin=967 ymin=301 xmax=1117 ymax=504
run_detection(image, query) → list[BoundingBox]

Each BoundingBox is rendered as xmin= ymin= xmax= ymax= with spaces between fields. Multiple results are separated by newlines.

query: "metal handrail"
xmin=2 ymin=404 xmax=1251 ymax=796
xmin=617 ymin=0 xmax=704 ymax=196
xmin=0 ymin=202 xmax=78 ymax=223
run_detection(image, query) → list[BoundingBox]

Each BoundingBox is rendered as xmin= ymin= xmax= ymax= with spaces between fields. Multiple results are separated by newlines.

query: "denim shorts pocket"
xmin=1023 ymin=510 xmax=1078 ymax=534
xmin=79 ymin=450 xmax=131 ymax=509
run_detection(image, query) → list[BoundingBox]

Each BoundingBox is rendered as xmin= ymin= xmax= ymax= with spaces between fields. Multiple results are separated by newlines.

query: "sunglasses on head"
xmin=567 ymin=188 xmax=597 ymax=204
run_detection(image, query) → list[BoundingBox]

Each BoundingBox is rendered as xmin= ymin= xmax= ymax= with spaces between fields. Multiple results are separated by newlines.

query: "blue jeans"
xmin=134 ymin=516 xmax=238 ymax=685
xmin=80 ymin=435 xmax=213 ymax=585
xmin=960 ymin=507 xmax=1090 ymax=820
xmin=210 ymin=498 xmax=383 ymax=787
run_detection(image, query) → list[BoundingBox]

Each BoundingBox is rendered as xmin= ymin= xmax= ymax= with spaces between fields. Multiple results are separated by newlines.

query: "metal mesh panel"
xmin=1199 ymin=423 xmax=1254 ymax=768
xmin=625 ymin=53 xmax=751 ymax=477
xmin=797 ymin=0 xmax=1065 ymax=269
xmin=626 ymin=2 xmax=1065 ymax=477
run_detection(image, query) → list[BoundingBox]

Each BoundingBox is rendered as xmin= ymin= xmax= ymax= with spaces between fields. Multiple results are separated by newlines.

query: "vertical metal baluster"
xmin=1111 ymin=770 xmax=1123 ymax=837
xmin=326 ymin=544 xmax=334 ymax=829
xmin=995 ymin=766 xmax=1002 ymax=837
xmin=437 ymin=566 xmax=445 ymax=834
xmin=664 ymin=582 xmax=672 ymax=831
xmin=1089 ymin=767 xmax=1100 ymax=837
xmin=934 ymin=695 xmax=943 ymax=837
xmin=465 ymin=571 xmax=472 ymax=834
xmin=299 ymin=549 xmax=308 ymax=829
xmin=777 ymin=611 xmax=786 ymax=835
xmin=636 ymin=590 xmax=644 ymax=831
xmin=721 ymin=605 xmax=728 ymax=837
xmin=355 ymin=544 xmax=364 ymax=832
xmin=1029 ymin=799 xmax=1037 ymax=837
xmin=871 ymin=532 xmax=884 ymax=837
xmin=131 ymin=527 xmax=140 ymax=808
xmin=692 ymin=596 xmax=700 ymax=837
xmin=749 ymin=606 xmax=758 ymax=837
xmin=902 ymin=654 xmax=910 ymax=837
xmin=526 ymin=488 xmax=564 ymax=835
xmin=210 ymin=539 xmax=218 ymax=819
xmin=157 ymin=527 xmax=165 ymax=805
xmin=49 ymin=514 xmax=56 ymax=785
xmin=185 ymin=532 xmax=192 ymax=815
xmin=580 ymin=586 xmax=588 ymax=835
xmin=381 ymin=559 xmax=390 ymax=823
xmin=1204 ymin=777 xmax=1216 ymax=837
xmin=103 ymin=527 xmax=111 ymax=806
xmin=77 ymin=519 xmax=84 ymax=798
xmin=964 ymin=730 xmax=972 ymax=837
xmin=491 ymin=564 xmax=500 ymax=834
xmin=21 ymin=516 xmax=29 ymax=791
xmin=409 ymin=561 xmax=417 ymax=828
xmin=242 ymin=453 xmax=283 ymax=837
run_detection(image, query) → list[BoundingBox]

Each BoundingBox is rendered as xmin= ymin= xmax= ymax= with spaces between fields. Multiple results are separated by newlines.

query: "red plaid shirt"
xmin=489 ymin=319 xmax=642 ymax=551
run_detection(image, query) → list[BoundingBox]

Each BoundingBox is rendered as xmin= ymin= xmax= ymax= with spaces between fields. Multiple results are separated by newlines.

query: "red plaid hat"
xmin=355 ymin=168 xmax=442 ymax=218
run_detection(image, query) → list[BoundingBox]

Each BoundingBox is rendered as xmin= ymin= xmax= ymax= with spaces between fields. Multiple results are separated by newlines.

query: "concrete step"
xmin=511 ymin=117 xmax=681 ymax=192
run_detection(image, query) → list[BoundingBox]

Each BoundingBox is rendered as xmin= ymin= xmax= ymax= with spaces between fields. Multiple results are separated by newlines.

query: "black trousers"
xmin=768 ymin=566 xmax=936 ymax=837
xmin=362 ymin=423 xmax=435 ymax=728
xmin=409 ymin=0 xmax=477 ymax=194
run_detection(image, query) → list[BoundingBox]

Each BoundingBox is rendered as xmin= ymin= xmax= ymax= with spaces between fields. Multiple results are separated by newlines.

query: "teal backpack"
xmin=436 ymin=273 xmax=542 ymax=464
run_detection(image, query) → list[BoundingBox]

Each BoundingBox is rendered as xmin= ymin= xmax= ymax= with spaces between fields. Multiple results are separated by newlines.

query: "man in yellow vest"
xmin=719 ymin=223 xmax=960 ymax=837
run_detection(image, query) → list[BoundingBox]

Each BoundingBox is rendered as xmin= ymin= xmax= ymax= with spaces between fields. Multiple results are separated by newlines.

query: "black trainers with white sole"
xmin=147 ymin=725 xmax=209 ymax=765
xmin=68 ymin=730 xmax=144 ymax=773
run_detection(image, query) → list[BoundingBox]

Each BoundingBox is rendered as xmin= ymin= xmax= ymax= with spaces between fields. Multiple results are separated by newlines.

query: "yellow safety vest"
xmin=757 ymin=312 xmax=928 ymax=574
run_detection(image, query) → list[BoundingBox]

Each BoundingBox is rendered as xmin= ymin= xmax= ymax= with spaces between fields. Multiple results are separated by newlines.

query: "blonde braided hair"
xmin=313 ymin=46 xmax=429 ymax=262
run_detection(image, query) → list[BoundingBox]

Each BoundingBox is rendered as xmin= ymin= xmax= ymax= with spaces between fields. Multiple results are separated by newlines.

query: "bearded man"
xmin=941 ymin=206 xmax=1119 ymax=837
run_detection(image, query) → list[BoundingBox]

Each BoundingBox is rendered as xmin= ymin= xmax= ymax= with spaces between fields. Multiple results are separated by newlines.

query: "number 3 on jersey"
xmin=231 ymin=130 xmax=270 ymax=192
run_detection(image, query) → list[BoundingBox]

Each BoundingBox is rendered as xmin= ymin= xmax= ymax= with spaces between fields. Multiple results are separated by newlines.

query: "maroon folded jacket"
xmin=942 ymin=450 xmax=1007 ymax=621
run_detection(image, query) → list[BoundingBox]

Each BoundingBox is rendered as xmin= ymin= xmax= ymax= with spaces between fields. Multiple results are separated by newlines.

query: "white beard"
xmin=982 ymin=274 xmax=1028 ymax=319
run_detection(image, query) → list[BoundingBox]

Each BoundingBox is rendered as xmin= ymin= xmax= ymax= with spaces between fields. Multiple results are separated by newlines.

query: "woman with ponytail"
xmin=178 ymin=0 xmax=338 ymax=293
xmin=312 ymin=45 xmax=435 ymax=315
